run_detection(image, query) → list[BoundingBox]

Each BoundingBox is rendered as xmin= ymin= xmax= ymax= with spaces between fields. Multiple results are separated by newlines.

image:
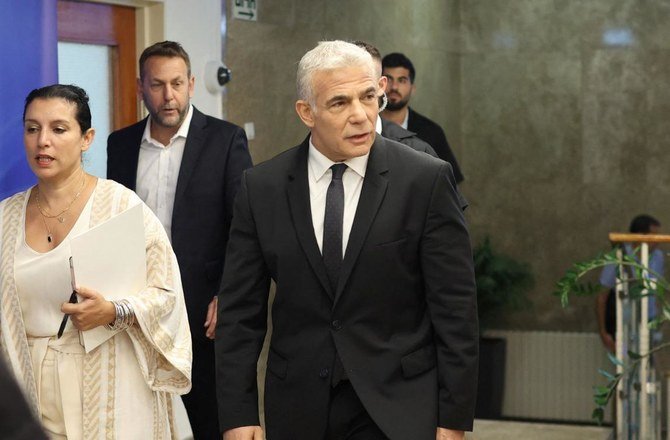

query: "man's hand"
xmin=437 ymin=427 xmax=465 ymax=440
xmin=61 ymin=286 xmax=116 ymax=331
xmin=205 ymin=296 xmax=218 ymax=339
xmin=222 ymin=425 xmax=264 ymax=440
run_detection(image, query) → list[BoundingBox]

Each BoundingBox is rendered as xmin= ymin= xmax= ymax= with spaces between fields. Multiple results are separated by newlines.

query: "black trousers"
xmin=181 ymin=337 xmax=220 ymax=440
xmin=325 ymin=381 xmax=388 ymax=440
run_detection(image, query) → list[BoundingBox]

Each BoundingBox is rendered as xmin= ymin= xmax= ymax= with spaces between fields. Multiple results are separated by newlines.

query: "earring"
xmin=378 ymin=92 xmax=388 ymax=113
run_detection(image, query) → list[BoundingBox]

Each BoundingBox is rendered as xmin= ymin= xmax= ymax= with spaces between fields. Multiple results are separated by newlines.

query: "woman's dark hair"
xmin=23 ymin=84 xmax=92 ymax=133
xmin=629 ymin=214 xmax=660 ymax=234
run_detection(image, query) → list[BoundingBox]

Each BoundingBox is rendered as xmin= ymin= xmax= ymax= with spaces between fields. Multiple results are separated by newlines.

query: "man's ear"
xmin=378 ymin=76 xmax=388 ymax=91
xmin=188 ymin=75 xmax=195 ymax=98
xmin=295 ymin=100 xmax=315 ymax=128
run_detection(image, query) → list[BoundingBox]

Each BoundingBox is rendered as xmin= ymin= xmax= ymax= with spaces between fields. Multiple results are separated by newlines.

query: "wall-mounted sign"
xmin=233 ymin=0 xmax=257 ymax=22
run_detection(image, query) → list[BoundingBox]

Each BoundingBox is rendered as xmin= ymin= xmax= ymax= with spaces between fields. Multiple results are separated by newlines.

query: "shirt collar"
xmin=401 ymin=108 xmax=409 ymax=129
xmin=308 ymin=136 xmax=369 ymax=182
xmin=375 ymin=115 xmax=382 ymax=135
xmin=141 ymin=104 xmax=194 ymax=147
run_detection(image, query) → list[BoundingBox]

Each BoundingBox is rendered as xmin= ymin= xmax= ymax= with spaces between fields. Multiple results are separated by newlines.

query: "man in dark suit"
xmin=379 ymin=117 xmax=435 ymax=155
xmin=381 ymin=52 xmax=464 ymax=183
xmin=216 ymin=41 xmax=478 ymax=440
xmin=107 ymin=41 xmax=252 ymax=440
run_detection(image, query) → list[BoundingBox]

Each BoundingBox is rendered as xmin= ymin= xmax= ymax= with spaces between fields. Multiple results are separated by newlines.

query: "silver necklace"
xmin=35 ymin=172 xmax=86 ymax=224
xmin=34 ymin=173 xmax=87 ymax=243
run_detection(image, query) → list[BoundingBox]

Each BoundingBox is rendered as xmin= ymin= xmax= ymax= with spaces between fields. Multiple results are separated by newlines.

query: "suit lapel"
xmin=117 ymin=120 xmax=145 ymax=190
xmin=407 ymin=107 xmax=418 ymax=133
xmin=335 ymin=136 xmax=389 ymax=304
xmin=173 ymin=108 xmax=207 ymax=215
xmin=286 ymin=141 xmax=334 ymax=299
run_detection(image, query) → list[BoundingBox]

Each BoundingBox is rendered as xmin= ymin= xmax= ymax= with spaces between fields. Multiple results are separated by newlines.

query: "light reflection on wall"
xmin=492 ymin=32 xmax=518 ymax=49
xmin=602 ymin=28 xmax=634 ymax=46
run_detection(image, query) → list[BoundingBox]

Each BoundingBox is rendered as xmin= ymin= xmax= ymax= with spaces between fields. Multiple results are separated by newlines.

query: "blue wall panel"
xmin=0 ymin=0 xmax=58 ymax=199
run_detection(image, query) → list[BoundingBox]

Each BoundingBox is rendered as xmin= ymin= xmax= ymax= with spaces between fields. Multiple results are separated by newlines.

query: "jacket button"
xmin=331 ymin=320 xmax=342 ymax=330
xmin=319 ymin=368 xmax=329 ymax=378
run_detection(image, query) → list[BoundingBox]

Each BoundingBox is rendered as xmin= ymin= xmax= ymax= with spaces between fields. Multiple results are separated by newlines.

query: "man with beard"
xmin=107 ymin=41 xmax=252 ymax=439
xmin=381 ymin=52 xmax=464 ymax=183
xmin=351 ymin=41 xmax=437 ymax=158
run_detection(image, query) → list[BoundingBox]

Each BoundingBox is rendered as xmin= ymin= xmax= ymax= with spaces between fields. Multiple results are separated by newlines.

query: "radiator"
xmin=485 ymin=330 xmax=613 ymax=423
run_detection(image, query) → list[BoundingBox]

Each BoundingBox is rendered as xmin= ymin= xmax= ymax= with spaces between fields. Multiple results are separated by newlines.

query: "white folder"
xmin=70 ymin=203 xmax=146 ymax=352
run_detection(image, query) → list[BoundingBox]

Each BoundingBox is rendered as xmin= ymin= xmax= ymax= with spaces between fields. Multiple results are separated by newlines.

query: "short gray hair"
xmin=296 ymin=40 xmax=376 ymax=107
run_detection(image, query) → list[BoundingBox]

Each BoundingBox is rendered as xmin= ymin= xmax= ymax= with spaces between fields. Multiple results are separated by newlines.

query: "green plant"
xmin=474 ymin=236 xmax=533 ymax=330
xmin=555 ymin=249 xmax=670 ymax=424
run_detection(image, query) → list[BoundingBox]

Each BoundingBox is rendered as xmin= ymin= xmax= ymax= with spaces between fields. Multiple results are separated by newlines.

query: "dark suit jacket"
xmin=380 ymin=118 xmax=437 ymax=157
xmin=107 ymin=107 xmax=253 ymax=341
xmin=216 ymin=135 xmax=478 ymax=439
xmin=407 ymin=107 xmax=464 ymax=183
xmin=0 ymin=358 xmax=47 ymax=440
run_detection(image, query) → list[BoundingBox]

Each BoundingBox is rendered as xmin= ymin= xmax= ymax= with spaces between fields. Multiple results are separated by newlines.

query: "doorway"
xmin=57 ymin=0 xmax=137 ymax=178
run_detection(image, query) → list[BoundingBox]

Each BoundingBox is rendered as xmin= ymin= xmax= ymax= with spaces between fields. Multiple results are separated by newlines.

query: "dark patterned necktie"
xmin=322 ymin=163 xmax=347 ymax=292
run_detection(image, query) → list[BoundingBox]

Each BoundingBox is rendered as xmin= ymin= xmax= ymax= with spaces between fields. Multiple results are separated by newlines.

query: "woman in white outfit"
xmin=0 ymin=84 xmax=192 ymax=439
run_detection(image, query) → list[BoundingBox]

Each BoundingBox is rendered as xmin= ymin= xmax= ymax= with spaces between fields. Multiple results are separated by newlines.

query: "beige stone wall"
xmin=459 ymin=0 xmax=670 ymax=331
xmin=224 ymin=0 xmax=461 ymax=163
xmin=225 ymin=0 xmax=670 ymax=332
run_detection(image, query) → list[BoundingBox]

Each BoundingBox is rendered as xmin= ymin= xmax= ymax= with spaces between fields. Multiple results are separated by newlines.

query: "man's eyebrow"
xmin=361 ymin=86 xmax=376 ymax=95
xmin=325 ymin=94 xmax=351 ymax=105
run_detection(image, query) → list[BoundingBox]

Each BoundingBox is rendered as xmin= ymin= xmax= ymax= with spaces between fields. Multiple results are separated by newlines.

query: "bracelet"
xmin=105 ymin=299 xmax=136 ymax=331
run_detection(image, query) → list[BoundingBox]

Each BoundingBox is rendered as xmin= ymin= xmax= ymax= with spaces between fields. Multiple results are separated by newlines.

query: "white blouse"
xmin=15 ymin=186 xmax=95 ymax=337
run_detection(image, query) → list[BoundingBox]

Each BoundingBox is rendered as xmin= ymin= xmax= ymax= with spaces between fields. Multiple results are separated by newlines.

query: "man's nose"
xmin=164 ymin=85 xmax=175 ymax=101
xmin=349 ymin=99 xmax=368 ymax=122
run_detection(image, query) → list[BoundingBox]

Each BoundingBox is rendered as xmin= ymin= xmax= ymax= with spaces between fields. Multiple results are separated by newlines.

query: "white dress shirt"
xmin=400 ymin=109 xmax=409 ymax=129
xmin=308 ymin=137 xmax=369 ymax=257
xmin=136 ymin=105 xmax=194 ymax=240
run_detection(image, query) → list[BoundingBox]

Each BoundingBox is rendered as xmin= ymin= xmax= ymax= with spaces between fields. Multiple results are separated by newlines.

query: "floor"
xmin=466 ymin=419 xmax=612 ymax=440
xmin=174 ymin=408 xmax=614 ymax=440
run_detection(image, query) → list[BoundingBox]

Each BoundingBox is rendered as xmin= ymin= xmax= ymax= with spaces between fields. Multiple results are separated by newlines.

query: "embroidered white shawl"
xmin=0 ymin=179 xmax=192 ymax=440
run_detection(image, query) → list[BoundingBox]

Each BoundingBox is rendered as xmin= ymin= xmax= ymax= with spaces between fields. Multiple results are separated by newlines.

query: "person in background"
xmin=107 ymin=41 xmax=252 ymax=439
xmin=381 ymin=52 xmax=464 ymax=183
xmin=0 ymin=84 xmax=191 ymax=439
xmin=351 ymin=40 xmax=438 ymax=158
xmin=596 ymin=214 xmax=663 ymax=352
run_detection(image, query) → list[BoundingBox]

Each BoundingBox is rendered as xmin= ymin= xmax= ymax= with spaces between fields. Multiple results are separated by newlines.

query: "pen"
xmin=57 ymin=257 xmax=78 ymax=339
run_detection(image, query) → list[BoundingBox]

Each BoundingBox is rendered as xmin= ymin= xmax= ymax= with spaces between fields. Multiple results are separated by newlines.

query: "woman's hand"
xmin=61 ymin=286 xmax=116 ymax=331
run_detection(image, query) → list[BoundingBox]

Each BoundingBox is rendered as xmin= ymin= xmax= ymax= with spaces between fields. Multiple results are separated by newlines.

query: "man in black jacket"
xmin=381 ymin=52 xmax=464 ymax=183
xmin=216 ymin=40 xmax=477 ymax=440
xmin=107 ymin=41 xmax=252 ymax=439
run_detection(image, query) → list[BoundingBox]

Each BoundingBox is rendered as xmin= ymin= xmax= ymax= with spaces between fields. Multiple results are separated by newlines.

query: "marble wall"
xmin=225 ymin=0 xmax=670 ymax=331
xmin=224 ymin=0 xmax=461 ymax=163
xmin=459 ymin=0 xmax=670 ymax=330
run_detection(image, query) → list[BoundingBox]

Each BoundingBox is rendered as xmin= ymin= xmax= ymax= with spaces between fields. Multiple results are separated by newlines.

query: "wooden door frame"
xmin=57 ymin=0 xmax=137 ymax=129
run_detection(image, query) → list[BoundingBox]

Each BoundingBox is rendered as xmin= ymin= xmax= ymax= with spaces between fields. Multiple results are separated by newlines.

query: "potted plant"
xmin=555 ymin=249 xmax=670 ymax=425
xmin=473 ymin=237 xmax=533 ymax=419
